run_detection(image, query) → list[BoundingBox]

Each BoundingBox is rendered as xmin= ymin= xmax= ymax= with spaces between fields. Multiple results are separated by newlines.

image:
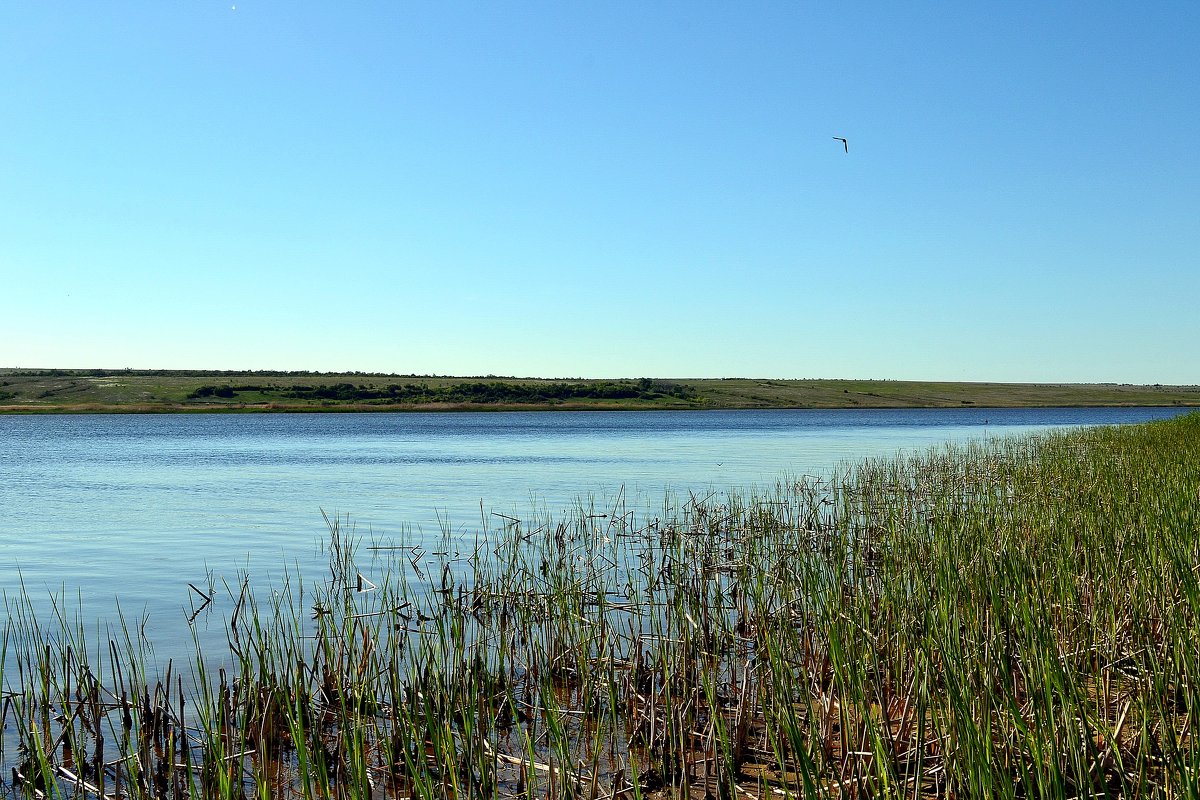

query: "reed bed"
xmin=3 ymin=414 xmax=1199 ymax=799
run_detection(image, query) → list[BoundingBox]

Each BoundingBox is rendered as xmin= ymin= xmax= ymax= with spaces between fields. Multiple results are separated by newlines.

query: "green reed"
xmin=2 ymin=413 xmax=1199 ymax=798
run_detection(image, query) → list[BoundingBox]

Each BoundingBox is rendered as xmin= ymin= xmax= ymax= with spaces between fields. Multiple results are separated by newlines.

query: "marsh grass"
xmin=3 ymin=414 xmax=1199 ymax=798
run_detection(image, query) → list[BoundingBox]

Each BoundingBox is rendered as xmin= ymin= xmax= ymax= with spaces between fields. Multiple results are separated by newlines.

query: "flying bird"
xmin=833 ymin=136 xmax=848 ymax=153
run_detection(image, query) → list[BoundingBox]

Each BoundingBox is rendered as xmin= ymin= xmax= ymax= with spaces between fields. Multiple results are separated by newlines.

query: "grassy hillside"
xmin=0 ymin=368 xmax=1197 ymax=412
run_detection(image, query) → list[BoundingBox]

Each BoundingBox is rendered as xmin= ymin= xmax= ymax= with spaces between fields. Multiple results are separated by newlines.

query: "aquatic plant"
xmin=2 ymin=413 xmax=1198 ymax=798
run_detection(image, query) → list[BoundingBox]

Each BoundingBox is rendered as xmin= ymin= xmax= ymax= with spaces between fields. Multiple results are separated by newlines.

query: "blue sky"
xmin=2 ymin=2 xmax=1196 ymax=382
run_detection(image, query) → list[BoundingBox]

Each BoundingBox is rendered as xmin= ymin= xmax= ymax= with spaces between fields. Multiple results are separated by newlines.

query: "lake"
xmin=0 ymin=407 xmax=1191 ymax=654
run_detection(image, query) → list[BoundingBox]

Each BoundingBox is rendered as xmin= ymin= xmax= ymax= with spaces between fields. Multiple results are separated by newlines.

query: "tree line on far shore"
xmin=186 ymin=378 xmax=698 ymax=404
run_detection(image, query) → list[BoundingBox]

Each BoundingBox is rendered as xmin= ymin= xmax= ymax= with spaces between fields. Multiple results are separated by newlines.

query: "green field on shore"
xmin=1 ymin=368 xmax=1197 ymax=412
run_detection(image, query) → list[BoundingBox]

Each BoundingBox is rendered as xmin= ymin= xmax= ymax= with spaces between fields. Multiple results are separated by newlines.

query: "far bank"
xmin=1 ymin=370 xmax=1197 ymax=413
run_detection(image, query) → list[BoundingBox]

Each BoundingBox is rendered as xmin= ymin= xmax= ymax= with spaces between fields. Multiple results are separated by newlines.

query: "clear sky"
xmin=2 ymin=2 xmax=1196 ymax=382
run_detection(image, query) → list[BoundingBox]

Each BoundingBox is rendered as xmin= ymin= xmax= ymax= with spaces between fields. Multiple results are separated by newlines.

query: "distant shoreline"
xmin=1 ymin=370 xmax=1197 ymax=414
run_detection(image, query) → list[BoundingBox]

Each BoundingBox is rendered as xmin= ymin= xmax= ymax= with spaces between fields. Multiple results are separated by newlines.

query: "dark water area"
xmin=0 ymin=407 xmax=1190 ymax=656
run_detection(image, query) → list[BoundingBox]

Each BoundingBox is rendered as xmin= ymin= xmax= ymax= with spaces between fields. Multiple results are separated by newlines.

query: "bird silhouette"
xmin=833 ymin=136 xmax=848 ymax=153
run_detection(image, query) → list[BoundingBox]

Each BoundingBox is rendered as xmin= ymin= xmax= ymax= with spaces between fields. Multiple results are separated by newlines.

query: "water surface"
xmin=1 ymin=407 xmax=1189 ymax=649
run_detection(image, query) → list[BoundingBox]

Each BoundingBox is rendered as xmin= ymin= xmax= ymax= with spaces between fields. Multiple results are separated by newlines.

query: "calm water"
xmin=0 ymin=407 xmax=1190 ymax=651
